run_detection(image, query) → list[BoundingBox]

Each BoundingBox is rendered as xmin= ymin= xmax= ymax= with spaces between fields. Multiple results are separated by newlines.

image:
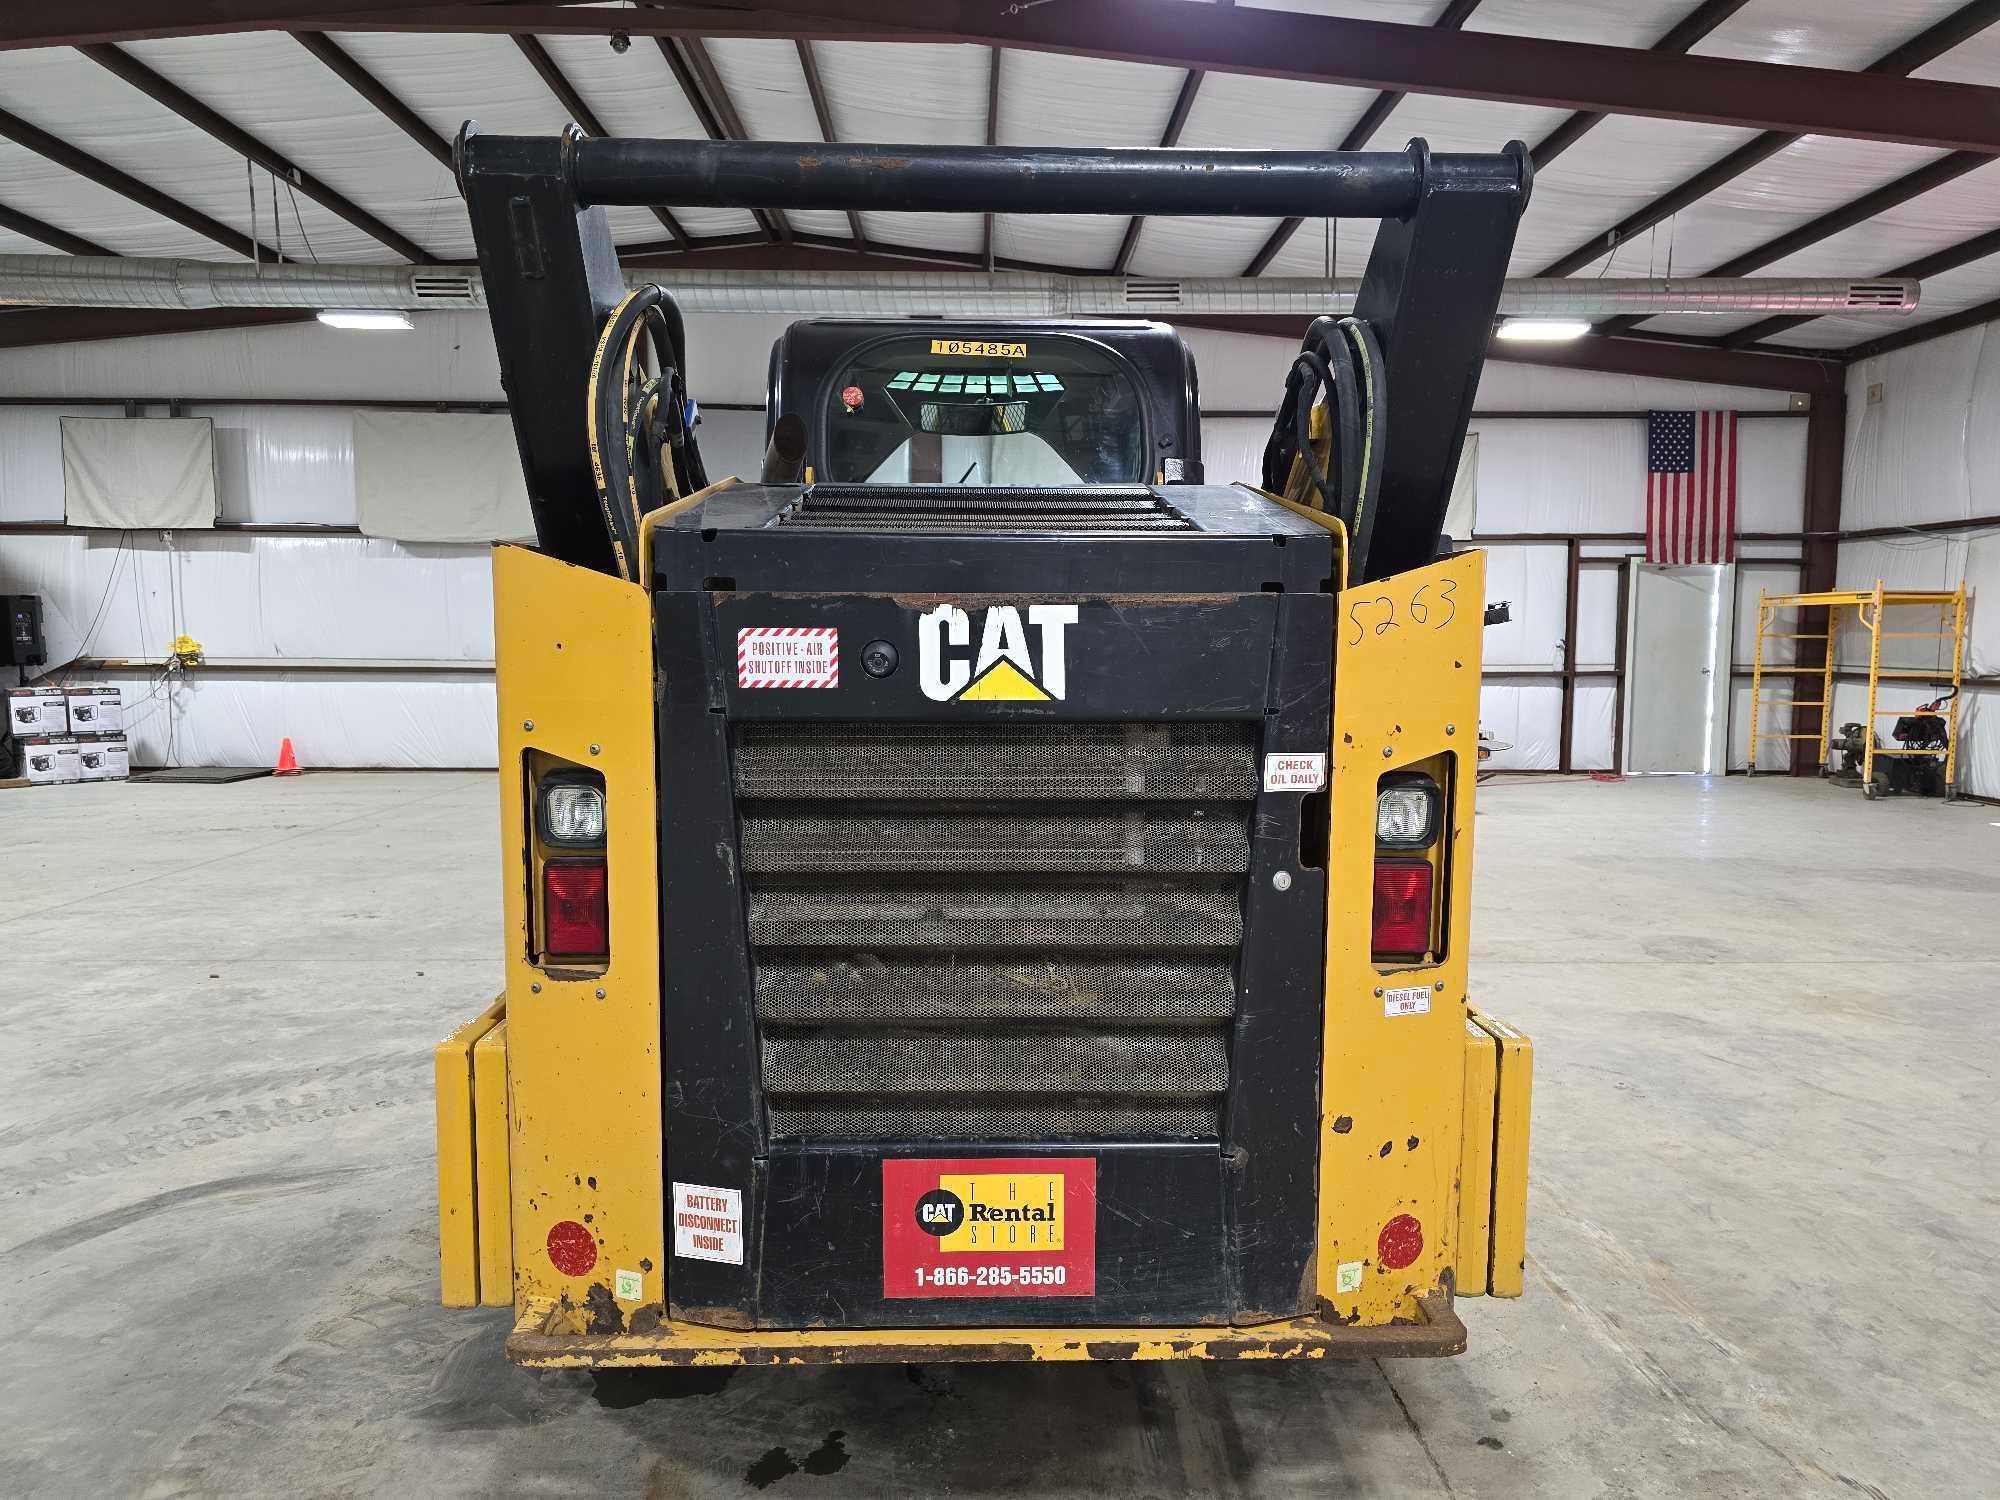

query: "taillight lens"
xmin=1372 ymin=860 xmax=1433 ymax=958
xmin=544 ymin=859 xmax=608 ymax=956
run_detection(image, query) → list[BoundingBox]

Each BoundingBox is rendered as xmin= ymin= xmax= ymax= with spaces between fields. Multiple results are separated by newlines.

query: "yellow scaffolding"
xmin=1747 ymin=581 xmax=1967 ymax=796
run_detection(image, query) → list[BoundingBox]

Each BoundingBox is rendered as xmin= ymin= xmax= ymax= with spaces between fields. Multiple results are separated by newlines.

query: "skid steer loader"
xmin=435 ymin=128 xmax=1533 ymax=1367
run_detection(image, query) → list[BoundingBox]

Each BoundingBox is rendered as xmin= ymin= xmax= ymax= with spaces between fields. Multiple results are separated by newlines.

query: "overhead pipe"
xmin=0 ymin=255 xmax=1921 ymax=319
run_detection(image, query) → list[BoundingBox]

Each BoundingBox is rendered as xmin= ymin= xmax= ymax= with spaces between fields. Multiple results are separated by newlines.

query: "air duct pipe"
xmin=0 ymin=256 xmax=1921 ymax=319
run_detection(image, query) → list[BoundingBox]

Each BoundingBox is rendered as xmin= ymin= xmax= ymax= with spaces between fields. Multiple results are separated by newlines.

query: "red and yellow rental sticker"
xmin=882 ymin=1157 xmax=1095 ymax=1297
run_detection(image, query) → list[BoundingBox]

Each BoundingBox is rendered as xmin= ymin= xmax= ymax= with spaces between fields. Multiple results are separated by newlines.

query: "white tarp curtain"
xmin=353 ymin=411 xmax=534 ymax=543
xmin=59 ymin=416 xmax=217 ymax=529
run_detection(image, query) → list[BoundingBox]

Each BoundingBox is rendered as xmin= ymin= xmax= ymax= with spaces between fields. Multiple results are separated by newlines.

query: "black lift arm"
xmin=457 ymin=128 xmax=1530 ymax=582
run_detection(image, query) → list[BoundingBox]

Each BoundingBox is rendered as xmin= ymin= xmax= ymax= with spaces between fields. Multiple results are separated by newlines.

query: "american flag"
xmin=1646 ymin=410 xmax=1737 ymax=564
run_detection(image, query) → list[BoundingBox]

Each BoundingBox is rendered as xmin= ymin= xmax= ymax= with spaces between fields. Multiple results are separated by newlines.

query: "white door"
xmin=1623 ymin=563 xmax=1735 ymax=774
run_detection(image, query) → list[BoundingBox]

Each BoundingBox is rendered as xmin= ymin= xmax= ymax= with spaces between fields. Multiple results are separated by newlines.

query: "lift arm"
xmin=456 ymin=128 xmax=1530 ymax=581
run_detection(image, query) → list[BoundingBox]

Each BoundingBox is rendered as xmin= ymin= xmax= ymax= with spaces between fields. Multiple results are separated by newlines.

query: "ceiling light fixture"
xmin=317 ymin=309 xmax=413 ymax=331
xmin=1495 ymin=318 xmax=1592 ymax=342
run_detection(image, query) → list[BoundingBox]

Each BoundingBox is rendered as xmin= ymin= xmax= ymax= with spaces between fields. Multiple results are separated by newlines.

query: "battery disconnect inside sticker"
xmin=1263 ymin=752 xmax=1326 ymax=792
xmin=737 ymin=627 xmax=838 ymax=689
xmin=1383 ymin=984 xmax=1432 ymax=1018
xmin=672 ymin=1181 xmax=744 ymax=1264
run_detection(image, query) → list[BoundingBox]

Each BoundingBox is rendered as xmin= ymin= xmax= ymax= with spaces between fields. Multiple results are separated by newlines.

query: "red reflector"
xmin=1372 ymin=860 xmax=1433 ymax=956
xmin=1378 ymin=1213 xmax=1424 ymax=1270
xmin=544 ymin=859 xmax=608 ymax=956
xmin=547 ymin=1219 xmax=597 ymax=1276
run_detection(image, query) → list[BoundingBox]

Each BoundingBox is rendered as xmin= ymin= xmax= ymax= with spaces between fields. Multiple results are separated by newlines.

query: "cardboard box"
xmin=6 ymin=686 xmax=67 ymax=737
xmin=77 ymin=735 xmax=129 ymax=782
xmin=66 ymin=685 xmax=122 ymax=736
xmin=19 ymin=736 xmax=81 ymax=784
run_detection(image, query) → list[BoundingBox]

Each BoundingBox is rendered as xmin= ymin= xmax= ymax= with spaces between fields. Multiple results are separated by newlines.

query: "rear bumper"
xmin=504 ymin=1291 xmax=1466 ymax=1368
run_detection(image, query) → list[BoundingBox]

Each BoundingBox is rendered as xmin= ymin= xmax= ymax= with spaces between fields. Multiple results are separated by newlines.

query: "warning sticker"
xmin=672 ymin=1181 xmax=744 ymax=1264
xmin=1263 ymin=752 xmax=1327 ymax=792
xmin=882 ymin=1157 xmax=1095 ymax=1298
xmin=1383 ymin=984 xmax=1432 ymax=1018
xmin=737 ymin=627 xmax=838 ymax=689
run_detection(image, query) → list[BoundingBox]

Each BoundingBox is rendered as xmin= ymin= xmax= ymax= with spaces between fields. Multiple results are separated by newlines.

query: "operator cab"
xmin=764 ymin=320 xmax=1204 ymax=487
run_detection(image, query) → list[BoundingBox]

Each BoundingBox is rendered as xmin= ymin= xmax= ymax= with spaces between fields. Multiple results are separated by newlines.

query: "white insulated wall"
xmin=1840 ymin=328 xmax=2000 ymax=797
xmin=0 ymin=314 xmax=1803 ymax=768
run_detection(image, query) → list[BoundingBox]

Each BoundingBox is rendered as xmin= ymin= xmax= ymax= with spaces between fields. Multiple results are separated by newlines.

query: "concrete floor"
xmin=2 ymin=771 xmax=1995 ymax=1498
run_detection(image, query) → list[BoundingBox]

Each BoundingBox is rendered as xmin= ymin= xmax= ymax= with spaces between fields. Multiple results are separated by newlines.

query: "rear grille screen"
xmin=779 ymin=484 xmax=1192 ymax=533
xmin=736 ymin=721 xmax=1257 ymax=1143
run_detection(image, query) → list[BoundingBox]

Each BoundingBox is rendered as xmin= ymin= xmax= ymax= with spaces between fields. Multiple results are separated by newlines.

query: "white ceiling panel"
xmin=125 ymin=32 xmax=457 ymax=263
xmin=0 ymin=137 xmax=224 ymax=260
xmin=1909 ymin=19 xmax=2000 ymax=85
xmin=1467 ymin=0 xmax=1692 ymax=48
xmin=1131 ymin=215 xmax=1288 ymax=277
xmin=857 ymin=213 xmax=985 ymax=258
xmin=1176 ymin=72 xmax=1380 ymax=152
xmin=1615 ymin=135 xmax=1947 ymax=278
xmin=1692 ymin=1 xmax=1968 ymax=68
xmin=0 ymin=48 xmax=295 ymax=262
xmin=1509 ymin=116 xmax=1766 ymax=277
xmin=997 ymin=214 xmax=1126 ymax=270
xmin=1747 ymin=157 xmax=2000 ymax=280
xmin=998 ymin=49 xmax=1188 ymax=147
xmin=813 ymin=42 xmax=989 ymax=144
xmin=1259 ymin=217 xmax=1381 ymax=280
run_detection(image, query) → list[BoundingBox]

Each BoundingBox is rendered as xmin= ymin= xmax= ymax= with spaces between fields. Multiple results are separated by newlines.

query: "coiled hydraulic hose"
xmin=1261 ymin=315 xmax=1386 ymax=582
xmin=587 ymin=284 xmax=709 ymax=582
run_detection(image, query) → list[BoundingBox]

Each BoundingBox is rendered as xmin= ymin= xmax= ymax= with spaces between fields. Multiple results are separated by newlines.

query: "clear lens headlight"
xmin=542 ymin=782 xmax=605 ymax=845
xmin=1375 ymin=777 xmax=1439 ymax=847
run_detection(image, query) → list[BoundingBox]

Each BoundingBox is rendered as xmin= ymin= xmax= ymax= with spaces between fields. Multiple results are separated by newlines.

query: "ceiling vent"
xmin=1846 ymin=281 xmax=1915 ymax=309
xmin=411 ymin=271 xmax=480 ymax=303
xmin=1121 ymin=278 xmax=1183 ymax=309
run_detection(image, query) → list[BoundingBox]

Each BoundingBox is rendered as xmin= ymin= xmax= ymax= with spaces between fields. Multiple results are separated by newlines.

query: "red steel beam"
xmin=304 ymin=0 xmax=2000 ymax=154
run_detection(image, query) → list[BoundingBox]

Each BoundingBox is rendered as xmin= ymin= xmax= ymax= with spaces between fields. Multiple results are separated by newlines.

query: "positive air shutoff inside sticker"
xmin=737 ymin=627 xmax=838 ymax=689
xmin=882 ymin=1157 xmax=1096 ymax=1297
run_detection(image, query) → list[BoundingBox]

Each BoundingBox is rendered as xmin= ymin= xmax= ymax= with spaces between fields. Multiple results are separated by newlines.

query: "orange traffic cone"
xmin=273 ymin=737 xmax=300 ymax=776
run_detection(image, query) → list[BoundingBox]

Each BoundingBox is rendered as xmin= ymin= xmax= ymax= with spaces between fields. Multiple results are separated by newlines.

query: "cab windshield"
xmin=821 ymin=335 xmax=1148 ymax=485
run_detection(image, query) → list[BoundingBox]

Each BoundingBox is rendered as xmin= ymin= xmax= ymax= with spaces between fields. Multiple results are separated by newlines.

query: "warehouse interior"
xmin=1 ymin=3 xmax=1997 ymax=1497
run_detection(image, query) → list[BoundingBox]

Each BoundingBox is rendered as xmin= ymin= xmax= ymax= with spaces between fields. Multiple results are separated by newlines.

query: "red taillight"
xmin=1371 ymin=860 xmax=1433 ymax=958
xmin=544 ymin=859 xmax=608 ymax=957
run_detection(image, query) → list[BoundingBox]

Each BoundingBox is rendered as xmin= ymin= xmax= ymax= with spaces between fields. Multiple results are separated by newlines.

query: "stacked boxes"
xmin=4 ymin=685 xmax=127 ymax=785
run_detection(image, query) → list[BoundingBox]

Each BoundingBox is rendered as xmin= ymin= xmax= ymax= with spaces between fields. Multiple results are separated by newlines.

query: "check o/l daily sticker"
xmin=737 ymin=627 xmax=838 ymax=689
xmin=1263 ymin=752 xmax=1326 ymax=791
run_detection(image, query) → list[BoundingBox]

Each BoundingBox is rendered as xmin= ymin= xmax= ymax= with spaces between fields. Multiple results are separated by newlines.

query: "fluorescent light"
xmin=1495 ymin=318 xmax=1591 ymax=342
xmin=316 ymin=309 xmax=412 ymax=331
